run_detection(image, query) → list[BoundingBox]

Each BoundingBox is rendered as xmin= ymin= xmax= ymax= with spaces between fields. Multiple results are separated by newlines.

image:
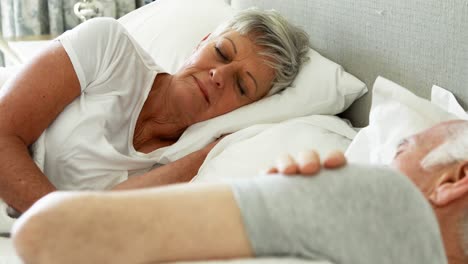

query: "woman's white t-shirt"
xmin=31 ymin=18 xmax=168 ymax=190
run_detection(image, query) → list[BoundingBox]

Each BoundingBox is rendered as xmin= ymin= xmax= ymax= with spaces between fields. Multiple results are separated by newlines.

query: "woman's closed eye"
xmin=236 ymin=77 xmax=247 ymax=96
xmin=215 ymin=45 xmax=249 ymax=97
xmin=215 ymin=46 xmax=228 ymax=61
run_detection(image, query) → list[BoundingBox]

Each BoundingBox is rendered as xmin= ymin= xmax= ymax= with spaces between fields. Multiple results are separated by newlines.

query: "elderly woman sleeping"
xmin=0 ymin=9 xmax=310 ymax=213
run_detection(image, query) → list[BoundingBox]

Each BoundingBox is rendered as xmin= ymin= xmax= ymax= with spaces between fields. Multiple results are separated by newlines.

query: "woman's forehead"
xmin=214 ymin=31 xmax=276 ymax=97
xmin=218 ymin=31 xmax=256 ymax=49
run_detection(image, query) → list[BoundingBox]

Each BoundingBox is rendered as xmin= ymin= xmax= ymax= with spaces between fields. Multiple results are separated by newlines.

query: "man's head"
xmin=391 ymin=120 xmax=468 ymax=203
xmin=391 ymin=119 xmax=468 ymax=258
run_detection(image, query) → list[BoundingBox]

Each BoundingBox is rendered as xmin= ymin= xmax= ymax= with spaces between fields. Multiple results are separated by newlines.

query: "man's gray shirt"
xmin=231 ymin=164 xmax=447 ymax=264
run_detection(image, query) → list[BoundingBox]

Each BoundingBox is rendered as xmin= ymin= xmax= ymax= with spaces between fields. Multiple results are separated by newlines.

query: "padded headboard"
xmin=228 ymin=0 xmax=468 ymax=126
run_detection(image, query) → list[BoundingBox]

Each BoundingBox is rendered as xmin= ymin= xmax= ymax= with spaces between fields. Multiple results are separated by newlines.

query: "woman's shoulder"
xmin=76 ymin=17 xmax=128 ymax=39
xmin=85 ymin=18 xmax=160 ymax=70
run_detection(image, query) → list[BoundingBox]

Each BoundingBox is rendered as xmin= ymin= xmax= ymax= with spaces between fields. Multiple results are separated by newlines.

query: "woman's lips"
xmin=192 ymin=75 xmax=210 ymax=104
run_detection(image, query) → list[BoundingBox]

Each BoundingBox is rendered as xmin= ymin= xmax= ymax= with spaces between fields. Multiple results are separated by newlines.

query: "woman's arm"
xmin=112 ymin=147 xmax=209 ymax=189
xmin=12 ymin=183 xmax=253 ymax=264
xmin=112 ymin=137 xmax=223 ymax=190
xmin=0 ymin=41 xmax=81 ymax=212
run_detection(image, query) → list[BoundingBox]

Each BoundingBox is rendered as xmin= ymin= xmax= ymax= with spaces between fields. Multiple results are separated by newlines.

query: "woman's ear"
xmin=429 ymin=160 xmax=468 ymax=206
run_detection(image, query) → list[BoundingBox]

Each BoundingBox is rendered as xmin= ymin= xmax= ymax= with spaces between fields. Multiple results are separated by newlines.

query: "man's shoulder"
xmin=323 ymin=164 xmax=429 ymax=209
xmin=235 ymin=164 xmax=446 ymax=263
xmin=316 ymin=164 xmax=445 ymax=263
xmin=326 ymin=163 xmax=416 ymax=193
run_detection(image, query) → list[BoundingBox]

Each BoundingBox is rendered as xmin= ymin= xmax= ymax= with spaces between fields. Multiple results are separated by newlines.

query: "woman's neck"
xmin=133 ymin=74 xmax=188 ymax=152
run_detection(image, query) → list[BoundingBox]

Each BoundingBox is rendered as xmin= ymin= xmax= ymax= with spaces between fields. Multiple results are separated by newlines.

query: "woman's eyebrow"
xmin=224 ymin=37 xmax=237 ymax=54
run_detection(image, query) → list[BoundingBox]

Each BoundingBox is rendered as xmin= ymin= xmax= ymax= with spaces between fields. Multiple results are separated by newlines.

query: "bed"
xmin=1 ymin=0 xmax=467 ymax=263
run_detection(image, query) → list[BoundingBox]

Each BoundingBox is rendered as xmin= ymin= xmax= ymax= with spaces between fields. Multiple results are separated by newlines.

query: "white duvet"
xmin=194 ymin=115 xmax=355 ymax=182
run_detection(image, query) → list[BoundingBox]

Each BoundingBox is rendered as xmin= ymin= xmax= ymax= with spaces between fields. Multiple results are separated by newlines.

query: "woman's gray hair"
xmin=421 ymin=120 xmax=468 ymax=257
xmin=210 ymin=8 xmax=310 ymax=96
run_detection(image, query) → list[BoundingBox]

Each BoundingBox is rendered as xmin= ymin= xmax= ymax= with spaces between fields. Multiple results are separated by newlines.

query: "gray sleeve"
xmin=230 ymin=164 xmax=447 ymax=264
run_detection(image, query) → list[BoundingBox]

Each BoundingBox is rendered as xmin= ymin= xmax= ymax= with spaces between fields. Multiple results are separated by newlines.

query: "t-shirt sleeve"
xmin=57 ymin=18 xmax=132 ymax=94
xmin=230 ymin=164 xmax=447 ymax=264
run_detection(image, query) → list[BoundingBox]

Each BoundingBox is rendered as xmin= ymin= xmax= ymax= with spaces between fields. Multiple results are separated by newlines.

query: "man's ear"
xmin=429 ymin=160 xmax=468 ymax=206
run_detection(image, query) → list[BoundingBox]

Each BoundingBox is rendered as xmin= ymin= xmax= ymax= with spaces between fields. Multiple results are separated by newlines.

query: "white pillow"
xmin=194 ymin=115 xmax=356 ymax=182
xmin=118 ymin=0 xmax=367 ymax=163
xmin=118 ymin=0 xmax=234 ymax=74
xmin=431 ymin=85 xmax=468 ymax=119
xmin=345 ymin=77 xmax=463 ymax=165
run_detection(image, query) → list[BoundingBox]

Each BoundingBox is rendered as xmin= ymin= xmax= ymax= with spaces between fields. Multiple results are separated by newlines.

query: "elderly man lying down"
xmin=12 ymin=120 xmax=468 ymax=264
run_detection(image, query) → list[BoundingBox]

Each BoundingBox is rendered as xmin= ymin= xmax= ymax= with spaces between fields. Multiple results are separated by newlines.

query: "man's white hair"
xmin=421 ymin=121 xmax=468 ymax=169
xmin=421 ymin=120 xmax=468 ymax=257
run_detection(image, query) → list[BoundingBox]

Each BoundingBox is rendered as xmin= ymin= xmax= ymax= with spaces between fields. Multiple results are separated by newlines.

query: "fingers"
xmin=297 ymin=150 xmax=321 ymax=175
xmin=323 ymin=150 xmax=346 ymax=169
xmin=265 ymin=167 xmax=278 ymax=174
xmin=266 ymin=150 xmax=347 ymax=176
xmin=275 ymin=154 xmax=299 ymax=175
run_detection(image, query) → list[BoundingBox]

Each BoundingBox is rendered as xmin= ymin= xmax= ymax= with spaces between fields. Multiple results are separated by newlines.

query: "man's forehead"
xmin=414 ymin=123 xmax=450 ymax=149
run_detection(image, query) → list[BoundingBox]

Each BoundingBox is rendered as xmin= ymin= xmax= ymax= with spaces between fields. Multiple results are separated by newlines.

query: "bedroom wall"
xmin=230 ymin=0 xmax=468 ymax=126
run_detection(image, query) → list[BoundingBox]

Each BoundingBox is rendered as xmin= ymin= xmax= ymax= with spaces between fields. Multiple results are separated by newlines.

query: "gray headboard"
xmin=229 ymin=0 xmax=468 ymax=127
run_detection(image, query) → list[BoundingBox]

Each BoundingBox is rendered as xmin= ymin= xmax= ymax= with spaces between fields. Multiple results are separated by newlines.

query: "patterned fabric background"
xmin=0 ymin=0 xmax=143 ymax=38
xmin=0 ymin=0 xmax=150 ymax=66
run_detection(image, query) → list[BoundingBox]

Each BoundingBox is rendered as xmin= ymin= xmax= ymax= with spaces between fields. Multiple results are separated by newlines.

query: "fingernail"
xmin=297 ymin=150 xmax=317 ymax=167
xmin=276 ymin=154 xmax=294 ymax=172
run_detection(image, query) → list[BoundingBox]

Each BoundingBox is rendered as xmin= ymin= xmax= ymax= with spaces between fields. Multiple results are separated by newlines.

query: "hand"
xmin=266 ymin=150 xmax=346 ymax=176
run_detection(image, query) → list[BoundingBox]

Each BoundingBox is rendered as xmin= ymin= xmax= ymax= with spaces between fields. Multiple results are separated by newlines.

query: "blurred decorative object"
xmin=0 ymin=0 xmax=136 ymax=38
xmin=73 ymin=0 xmax=118 ymax=22
xmin=74 ymin=0 xmax=104 ymax=22
xmin=0 ymin=0 xmax=138 ymax=66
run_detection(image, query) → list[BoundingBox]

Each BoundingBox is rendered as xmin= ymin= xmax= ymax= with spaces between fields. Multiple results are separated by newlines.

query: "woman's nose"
xmin=209 ymin=65 xmax=232 ymax=89
xmin=209 ymin=68 xmax=223 ymax=89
